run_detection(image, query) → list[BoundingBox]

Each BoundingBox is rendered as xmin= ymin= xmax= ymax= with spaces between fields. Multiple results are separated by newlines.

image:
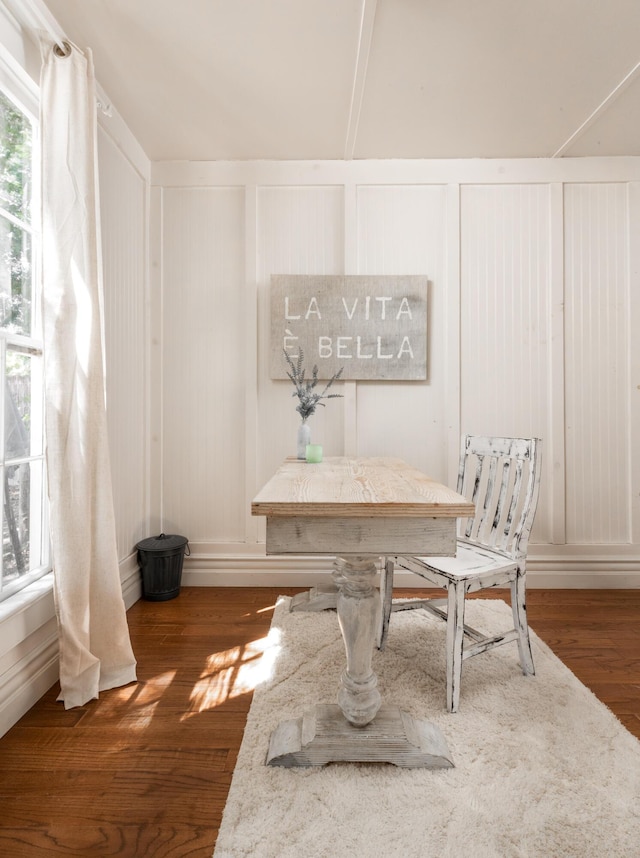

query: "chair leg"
xmin=377 ymin=557 xmax=394 ymax=650
xmin=511 ymin=574 xmax=535 ymax=676
xmin=446 ymin=581 xmax=466 ymax=713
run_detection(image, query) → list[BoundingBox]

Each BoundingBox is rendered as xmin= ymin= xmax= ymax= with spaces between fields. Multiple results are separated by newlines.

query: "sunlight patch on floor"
xmin=255 ymin=603 xmax=278 ymax=615
xmin=94 ymin=671 xmax=178 ymax=730
xmin=183 ymin=627 xmax=282 ymax=717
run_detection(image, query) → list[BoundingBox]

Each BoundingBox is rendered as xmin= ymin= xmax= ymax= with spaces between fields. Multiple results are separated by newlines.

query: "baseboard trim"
xmin=181 ymin=550 xmax=640 ymax=589
xmin=0 ymin=555 xmax=144 ymax=739
xmin=120 ymin=551 xmax=143 ymax=608
xmin=0 ymin=633 xmax=59 ymax=738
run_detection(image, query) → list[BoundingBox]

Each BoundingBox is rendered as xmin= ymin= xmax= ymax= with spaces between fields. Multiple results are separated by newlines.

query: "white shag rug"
xmin=214 ymin=597 xmax=640 ymax=858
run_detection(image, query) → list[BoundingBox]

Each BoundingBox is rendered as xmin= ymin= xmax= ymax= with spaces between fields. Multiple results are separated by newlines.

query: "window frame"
xmin=0 ymin=58 xmax=50 ymax=604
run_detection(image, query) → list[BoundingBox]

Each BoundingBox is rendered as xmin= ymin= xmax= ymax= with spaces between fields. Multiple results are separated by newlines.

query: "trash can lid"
xmin=136 ymin=533 xmax=189 ymax=551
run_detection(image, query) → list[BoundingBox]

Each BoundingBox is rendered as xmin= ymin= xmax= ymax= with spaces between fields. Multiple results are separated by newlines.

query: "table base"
xmin=266 ymin=704 xmax=454 ymax=769
xmin=289 ymin=583 xmax=339 ymax=612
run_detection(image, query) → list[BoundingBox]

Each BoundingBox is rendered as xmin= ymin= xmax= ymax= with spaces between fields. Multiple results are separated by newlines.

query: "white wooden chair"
xmin=378 ymin=435 xmax=543 ymax=712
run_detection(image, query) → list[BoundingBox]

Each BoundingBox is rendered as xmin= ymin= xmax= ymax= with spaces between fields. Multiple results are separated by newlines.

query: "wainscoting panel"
xmin=255 ymin=185 xmax=345 ymax=493
xmin=460 ymin=184 xmax=553 ymax=543
xmin=354 ymin=184 xmax=451 ymax=482
xmin=99 ymin=130 xmax=149 ymax=561
xmin=564 ymin=183 xmax=631 ymax=544
xmin=160 ymin=187 xmax=246 ymax=542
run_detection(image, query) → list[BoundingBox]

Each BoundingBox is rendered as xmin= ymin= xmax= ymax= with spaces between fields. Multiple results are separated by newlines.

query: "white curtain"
xmin=39 ymin=39 xmax=137 ymax=708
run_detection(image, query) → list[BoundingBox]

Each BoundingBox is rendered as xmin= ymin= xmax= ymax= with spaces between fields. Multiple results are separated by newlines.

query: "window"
xmin=0 ymin=85 xmax=49 ymax=602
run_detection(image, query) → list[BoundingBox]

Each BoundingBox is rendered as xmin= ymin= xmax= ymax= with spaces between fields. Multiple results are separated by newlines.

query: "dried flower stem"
xmin=283 ymin=348 xmax=344 ymax=421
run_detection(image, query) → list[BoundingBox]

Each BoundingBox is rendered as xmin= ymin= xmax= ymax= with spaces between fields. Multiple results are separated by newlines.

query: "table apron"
xmin=265 ymin=516 xmax=457 ymax=556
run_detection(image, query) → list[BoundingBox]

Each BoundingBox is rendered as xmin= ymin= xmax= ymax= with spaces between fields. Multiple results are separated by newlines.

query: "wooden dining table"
xmin=251 ymin=456 xmax=475 ymax=768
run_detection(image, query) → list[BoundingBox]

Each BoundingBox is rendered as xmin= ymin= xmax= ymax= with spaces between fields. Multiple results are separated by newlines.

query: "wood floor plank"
xmin=0 ymin=585 xmax=638 ymax=857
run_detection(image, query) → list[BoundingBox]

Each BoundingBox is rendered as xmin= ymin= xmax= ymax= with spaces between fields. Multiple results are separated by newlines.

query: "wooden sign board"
xmin=270 ymin=275 xmax=428 ymax=380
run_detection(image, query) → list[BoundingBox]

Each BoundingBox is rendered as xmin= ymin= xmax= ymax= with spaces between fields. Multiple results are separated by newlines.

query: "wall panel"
xmin=256 ymin=186 xmax=345 ymax=490
xmin=460 ymin=184 xmax=552 ymax=542
xmin=564 ymin=183 xmax=630 ymax=543
xmin=99 ymin=131 xmax=148 ymax=560
xmin=161 ymin=187 xmax=246 ymax=542
xmin=355 ymin=184 xmax=450 ymax=480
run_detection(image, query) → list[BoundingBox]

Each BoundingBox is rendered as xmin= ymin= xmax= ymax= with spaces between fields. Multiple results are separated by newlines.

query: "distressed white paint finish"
xmin=161 ymin=187 xmax=246 ymax=541
xmin=336 ymin=554 xmax=382 ymax=726
xmin=251 ymin=457 xmax=474 ymax=517
xmin=267 ymin=704 xmax=454 ymax=768
xmin=99 ymin=130 xmax=148 ymax=561
xmin=380 ymin=436 xmax=542 ymax=712
xmin=265 ymin=516 xmax=456 ymax=555
xmin=253 ymin=456 xmax=469 ymax=764
xmin=460 ymin=184 xmax=552 ymax=543
xmin=564 ymin=183 xmax=631 ymax=544
xmin=256 ymin=186 xmax=345 ymax=492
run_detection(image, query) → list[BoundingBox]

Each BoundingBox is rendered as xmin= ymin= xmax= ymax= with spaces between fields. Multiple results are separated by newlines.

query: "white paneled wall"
xmin=564 ymin=183 xmax=631 ymax=544
xmin=355 ymin=185 xmax=450 ymax=481
xmin=99 ymin=130 xmax=148 ymax=569
xmin=256 ymin=186 xmax=345 ymax=493
xmin=160 ymin=188 xmax=246 ymax=544
xmin=461 ymin=184 xmax=553 ymax=543
xmin=152 ymin=159 xmax=640 ymax=586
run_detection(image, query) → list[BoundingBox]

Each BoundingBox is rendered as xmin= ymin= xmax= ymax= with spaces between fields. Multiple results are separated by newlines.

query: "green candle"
xmin=306 ymin=444 xmax=323 ymax=463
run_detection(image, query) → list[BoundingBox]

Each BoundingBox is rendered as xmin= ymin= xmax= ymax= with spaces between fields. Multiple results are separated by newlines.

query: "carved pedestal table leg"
xmin=288 ymin=556 xmax=348 ymax=612
xmin=266 ymin=554 xmax=455 ymax=769
xmin=335 ymin=555 xmax=381 ymax=725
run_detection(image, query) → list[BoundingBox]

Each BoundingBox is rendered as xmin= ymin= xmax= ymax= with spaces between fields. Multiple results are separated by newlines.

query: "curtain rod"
xmin=6 ymin=0 xmax=68 ymax=55
xmin=3 ymin=0 xmax=113 ymax=117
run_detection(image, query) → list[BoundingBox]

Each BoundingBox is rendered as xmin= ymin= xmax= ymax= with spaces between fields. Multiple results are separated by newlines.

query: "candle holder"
xmin=306 ymin=444 xmax=323 ymax=463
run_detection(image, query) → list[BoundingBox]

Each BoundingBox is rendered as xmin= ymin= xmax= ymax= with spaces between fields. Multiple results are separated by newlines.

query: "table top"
xmin=251 ymin=456 xmax=475 ymax=519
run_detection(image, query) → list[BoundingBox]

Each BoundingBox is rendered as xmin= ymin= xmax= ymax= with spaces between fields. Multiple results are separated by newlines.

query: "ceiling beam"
xmin=552 ymin=59 xmax=640 ymax=157
xmin=344 ymin=0 xmax=378 ymax=160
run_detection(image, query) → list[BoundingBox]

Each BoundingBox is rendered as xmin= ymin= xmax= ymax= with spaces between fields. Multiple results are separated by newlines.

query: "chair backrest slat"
xmin=456 ymin=435 xmax=542 ymax=559
xmin=480 ymin=456 xmax=498 ymax=534
xmin=501 ymin=457 xmax=524 ymax=547
xmin=488 ymin=458 xmax=512 ymax=548
xmin=461 ymin=456 xmax=484 ymax=539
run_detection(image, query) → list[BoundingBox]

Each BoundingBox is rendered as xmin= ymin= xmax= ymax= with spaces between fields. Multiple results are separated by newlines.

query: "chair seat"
xmin=405 ymin=542 xmax=518 ymax=580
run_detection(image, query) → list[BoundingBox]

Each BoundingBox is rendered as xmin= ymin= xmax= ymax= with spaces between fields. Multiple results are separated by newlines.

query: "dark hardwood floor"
xmin=1 ymin=586 xmax=639 ymax=857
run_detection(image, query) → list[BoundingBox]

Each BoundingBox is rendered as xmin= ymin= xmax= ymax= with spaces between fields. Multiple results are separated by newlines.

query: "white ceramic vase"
xmin=297 ymin=421 xmax=311 ymax=459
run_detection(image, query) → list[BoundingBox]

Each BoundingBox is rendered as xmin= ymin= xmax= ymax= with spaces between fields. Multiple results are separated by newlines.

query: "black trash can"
xmin=136 ymin=533 xmax=190 ymax=601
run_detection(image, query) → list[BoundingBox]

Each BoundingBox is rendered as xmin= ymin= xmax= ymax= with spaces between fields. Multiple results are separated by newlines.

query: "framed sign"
xmin=270 ymin=274 xmax=428 ymax=381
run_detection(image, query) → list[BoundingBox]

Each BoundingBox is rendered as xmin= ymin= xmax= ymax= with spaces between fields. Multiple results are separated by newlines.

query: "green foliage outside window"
xmin=0 ymin=88 xmax=32 ymax=335
xmin=0 ymin=84 xmax=48 ymax=599
xmin=0 ymin=88 xmax=31 ymax=222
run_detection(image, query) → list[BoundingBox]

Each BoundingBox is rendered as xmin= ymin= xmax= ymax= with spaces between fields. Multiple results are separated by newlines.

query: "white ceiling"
xmin=42 ymin=0 xmax=640 ymax=162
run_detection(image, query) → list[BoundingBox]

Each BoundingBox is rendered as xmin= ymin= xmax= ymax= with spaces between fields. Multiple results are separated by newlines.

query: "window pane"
xmin=3 ymin=461 xmax=31 ymax=580
xmin=0 ymin=88 xmax=32 ymax=224
xmin=6 ymin=349 xmax=41 ymax=458
xmin=1 ymin=459 xmax=48 ymax=599
xmin=0 ymin=216 xmax=32 ymax=333
xmin=0 ymin=84 xmax=47 ymax=603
